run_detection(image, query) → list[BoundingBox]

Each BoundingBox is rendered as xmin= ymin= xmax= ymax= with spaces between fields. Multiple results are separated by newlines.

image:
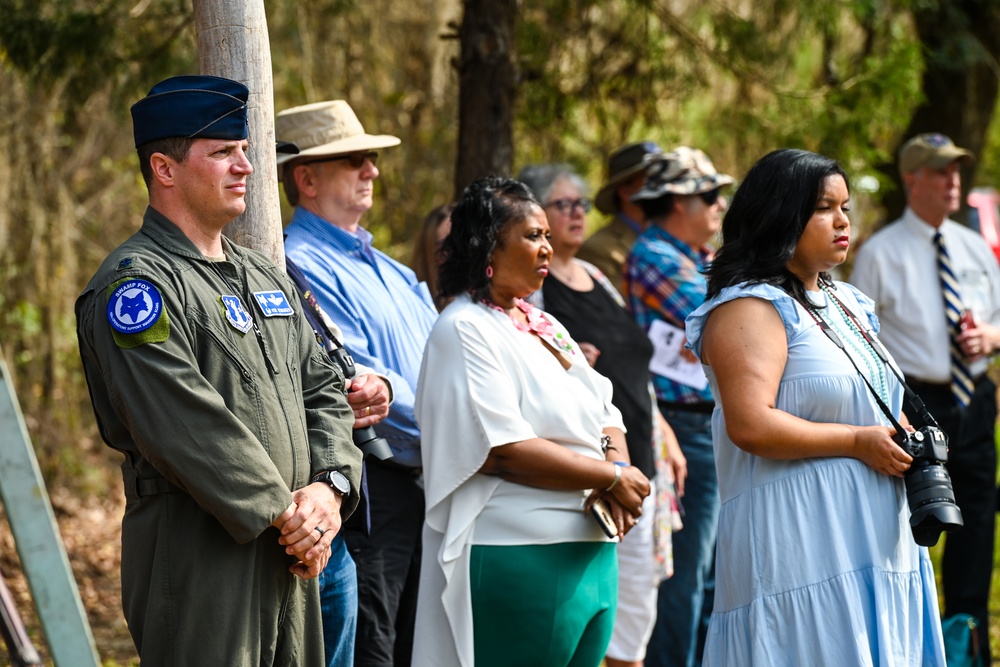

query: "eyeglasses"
xmin=545 ymin=197 xmax=592 ymax=215
xmin=699 ymin=188 xmax=721 ymax=206
xmin=303 ymin=151 xmax=379 ymax=169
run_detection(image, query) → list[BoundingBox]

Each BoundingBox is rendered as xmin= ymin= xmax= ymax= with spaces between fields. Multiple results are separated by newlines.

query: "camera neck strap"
xmin=793 ymin=285 xmax=939 ymax=432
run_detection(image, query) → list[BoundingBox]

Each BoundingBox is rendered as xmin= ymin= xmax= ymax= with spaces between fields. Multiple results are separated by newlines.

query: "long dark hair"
xmin=706 ymin=149 xmax=848 ymax=304
xmin=438 ymin=176 xmax=540 ymax=302
xmin=411 ymin=201 xmax=457 ymax=311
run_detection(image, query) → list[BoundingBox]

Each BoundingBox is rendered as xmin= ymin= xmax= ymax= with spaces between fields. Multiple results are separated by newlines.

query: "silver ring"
xmin=314 ymin=526 xmax=325 ymax=538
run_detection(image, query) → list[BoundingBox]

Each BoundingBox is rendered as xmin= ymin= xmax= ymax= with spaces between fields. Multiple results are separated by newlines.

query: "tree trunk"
xmin=880 ymin=3 xmax=1000 ymax=224
xmin=192 ymin=0 xmax=284 ymax=268
xmin=454 ymin=0 xmax=518 ymax=199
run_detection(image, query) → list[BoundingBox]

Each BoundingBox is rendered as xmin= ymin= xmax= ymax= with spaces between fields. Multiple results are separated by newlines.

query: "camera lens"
xmin=904 ymin=462 xmax=964 ymax=547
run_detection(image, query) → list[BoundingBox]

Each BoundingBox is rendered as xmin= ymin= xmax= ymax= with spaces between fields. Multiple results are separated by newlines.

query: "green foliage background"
xmin=0 ymin=0 xmax=998 ymax=488
xmin=3 ymin=1 xmax=1000 ymax=663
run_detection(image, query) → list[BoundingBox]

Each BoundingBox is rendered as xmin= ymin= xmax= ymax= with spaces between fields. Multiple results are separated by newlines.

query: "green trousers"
xmin=470 ymin=542 xmax=618 ymax=667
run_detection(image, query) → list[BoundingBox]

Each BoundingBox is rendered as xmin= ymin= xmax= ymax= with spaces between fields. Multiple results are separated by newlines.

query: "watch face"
xmin=328 ymin=471 xmax=350 ymax=496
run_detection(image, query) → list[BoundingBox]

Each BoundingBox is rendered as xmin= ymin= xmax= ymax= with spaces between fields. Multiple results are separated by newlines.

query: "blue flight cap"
xmin=130 ymin=75 xmax=249 ymax=148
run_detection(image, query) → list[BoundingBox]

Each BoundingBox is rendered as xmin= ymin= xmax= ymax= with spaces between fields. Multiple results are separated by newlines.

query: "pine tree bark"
xmin=192 ymin=0 xmax=284 ymax=267
xmin=454 ymin=0 xmax=518 ymax=198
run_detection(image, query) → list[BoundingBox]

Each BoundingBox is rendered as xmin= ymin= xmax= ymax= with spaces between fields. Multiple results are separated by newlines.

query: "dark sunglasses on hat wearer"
xmin=300 ymin=151 xmax=379 ymax=169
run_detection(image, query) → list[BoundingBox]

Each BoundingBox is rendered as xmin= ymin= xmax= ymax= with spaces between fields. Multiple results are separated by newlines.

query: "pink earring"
xmin=486 ymin=266 xmax=494 ymax=279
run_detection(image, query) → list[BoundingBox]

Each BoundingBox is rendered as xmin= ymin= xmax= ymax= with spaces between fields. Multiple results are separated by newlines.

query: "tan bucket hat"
xmin=275 ymin=100 xmax=400 ymax=168
xmin=595 ymin=141 xmax=664 ymax=214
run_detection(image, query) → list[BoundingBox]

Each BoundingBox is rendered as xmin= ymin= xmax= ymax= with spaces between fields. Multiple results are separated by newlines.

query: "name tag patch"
xmin=253 ymin=290 xmax=294 ymax=317
xmin=221 ymin=295 xmax=254 ymax=334
xmin=107 ymin=279 xmax=163 ymax=334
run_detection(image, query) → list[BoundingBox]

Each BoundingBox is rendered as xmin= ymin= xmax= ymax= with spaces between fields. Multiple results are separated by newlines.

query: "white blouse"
xmin=412 ymin=293 xmax=624 ymax=667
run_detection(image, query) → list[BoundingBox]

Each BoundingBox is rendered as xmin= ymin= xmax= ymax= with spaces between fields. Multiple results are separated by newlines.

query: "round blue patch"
xmin=107 ymin=279 xmax=164 ymax=334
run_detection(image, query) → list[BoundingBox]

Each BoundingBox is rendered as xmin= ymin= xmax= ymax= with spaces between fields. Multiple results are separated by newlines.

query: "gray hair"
xmin=516 ymin=163 xmax=588 ymax=205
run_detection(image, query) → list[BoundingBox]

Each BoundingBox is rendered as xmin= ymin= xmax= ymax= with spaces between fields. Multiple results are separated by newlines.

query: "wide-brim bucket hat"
xmin=632 ymin=146 xmax=734 ymax=202
xmin=595 ymin=141 xmax=664 ymax=214
xmin=275 ymin=100 xmax=400 ymax=168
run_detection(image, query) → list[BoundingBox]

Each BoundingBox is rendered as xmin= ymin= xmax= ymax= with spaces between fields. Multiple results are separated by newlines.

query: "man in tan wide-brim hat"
xmin=578 ymin=141 xmax=664 ymax=296
xmin=277 ymin=99 xmax=437 ymax=667
xmin=276 ymin=100 xmax=400 ymax=175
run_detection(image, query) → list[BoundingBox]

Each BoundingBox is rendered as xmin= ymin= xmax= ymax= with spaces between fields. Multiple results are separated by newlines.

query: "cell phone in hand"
xmin=590 ymin=497 xmax=618 ymax=538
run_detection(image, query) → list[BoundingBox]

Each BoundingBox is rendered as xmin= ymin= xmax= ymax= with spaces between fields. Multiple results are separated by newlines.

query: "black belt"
xmin=123 ymin=474 xmax=178 ymax=501
xmin=658 ymin=400 xmax=715 ymax=415
xmin=908 ymin=375 xmax=987 ymax=393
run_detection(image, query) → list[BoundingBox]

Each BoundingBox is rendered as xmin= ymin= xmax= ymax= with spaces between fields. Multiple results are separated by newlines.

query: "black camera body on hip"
xmin=893 ymin=425 xmax=963 ymax=547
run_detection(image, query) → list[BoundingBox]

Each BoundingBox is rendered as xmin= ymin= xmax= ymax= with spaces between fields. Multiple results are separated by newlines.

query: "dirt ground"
xmin=1 ymin=479 xmax=137 ymax=666
xmin=2 ymin=475 xmax=999 ymax=665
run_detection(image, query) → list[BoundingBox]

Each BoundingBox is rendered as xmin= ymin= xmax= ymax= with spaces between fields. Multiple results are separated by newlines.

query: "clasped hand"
xmin=586 ymin=466 xmax=651 ymax=538
xmin=271 ymin=482 xmax=344 ymax=579
xmin=348 ymin=374 xmax=390 ymax=428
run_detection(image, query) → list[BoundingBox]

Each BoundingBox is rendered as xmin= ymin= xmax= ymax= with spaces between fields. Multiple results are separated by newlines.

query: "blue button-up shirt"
xmin=625 ymin=225 xmax=714 ymax=404
xmin=284 ymin=208 xmax=438 ymax=466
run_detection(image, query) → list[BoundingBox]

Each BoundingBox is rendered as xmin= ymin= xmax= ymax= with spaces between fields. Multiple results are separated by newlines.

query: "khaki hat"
xmin=898 ymin=133 xmax=974 ymax=175
xmin=631 ymin=146 xmax=734 ymax=202
xmin=595 ymin=141 xmax=664 ymax=214
xmin=275 ymin=100 xmax=400 ymax=168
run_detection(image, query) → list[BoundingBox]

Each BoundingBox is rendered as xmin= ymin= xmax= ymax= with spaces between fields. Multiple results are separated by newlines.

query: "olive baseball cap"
xmin=898 ymin=133 xmax=974 ymax=175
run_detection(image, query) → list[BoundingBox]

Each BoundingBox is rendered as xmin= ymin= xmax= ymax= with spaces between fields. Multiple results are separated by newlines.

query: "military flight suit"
xmin=76 ymin=207 xmax=362 ymax=666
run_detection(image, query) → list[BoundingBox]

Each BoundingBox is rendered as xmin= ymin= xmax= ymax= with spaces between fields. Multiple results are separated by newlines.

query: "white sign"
xmin=647 ymin=319 xmax=709 ymax=391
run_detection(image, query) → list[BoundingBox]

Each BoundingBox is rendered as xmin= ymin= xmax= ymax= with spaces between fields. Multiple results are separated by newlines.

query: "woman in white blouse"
xmin=412 ymin=176 xmax=650 ymax=667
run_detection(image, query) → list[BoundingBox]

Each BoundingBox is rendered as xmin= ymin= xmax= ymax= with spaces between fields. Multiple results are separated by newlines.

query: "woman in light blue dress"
xmin=685 ymin=149 xmax=946 ymax=666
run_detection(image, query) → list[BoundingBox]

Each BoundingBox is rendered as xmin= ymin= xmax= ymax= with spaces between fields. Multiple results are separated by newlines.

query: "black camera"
xmin=893 ymin=425 xmax=963 ymax=547
xmin=328 ymin=346 xmax=394 ymax=461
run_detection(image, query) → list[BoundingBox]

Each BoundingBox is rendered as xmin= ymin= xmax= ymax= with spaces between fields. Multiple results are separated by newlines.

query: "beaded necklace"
xmin=481 ymin=297 xmax=576 ymax=356
xmin=815 ymin=285 xmax=890 ymax=404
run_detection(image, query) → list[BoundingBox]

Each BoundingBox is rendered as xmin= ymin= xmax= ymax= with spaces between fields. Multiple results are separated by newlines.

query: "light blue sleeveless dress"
xmin=685 ymin=282 xmax=946 ymax=666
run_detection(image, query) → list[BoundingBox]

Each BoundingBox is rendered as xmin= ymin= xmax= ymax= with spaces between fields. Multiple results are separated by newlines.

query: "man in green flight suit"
xmin=75 ymin=75 xmax=362 ymax=666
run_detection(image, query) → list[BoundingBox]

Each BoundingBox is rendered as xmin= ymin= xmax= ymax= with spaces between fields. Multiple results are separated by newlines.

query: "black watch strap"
xmin=311 ymin=470 xmax=350 ymax=497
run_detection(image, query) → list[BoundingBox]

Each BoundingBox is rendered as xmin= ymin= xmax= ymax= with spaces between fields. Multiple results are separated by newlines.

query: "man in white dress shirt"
xmin=851 ymin=133 xmax=1000 ymax=661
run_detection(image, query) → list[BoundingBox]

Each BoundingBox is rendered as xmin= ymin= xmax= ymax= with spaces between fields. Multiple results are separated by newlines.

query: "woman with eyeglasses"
xmin=412 ymin=176 xmax=650 ymax=667
xmin=517 ymin=164 xmax=686 ymax=667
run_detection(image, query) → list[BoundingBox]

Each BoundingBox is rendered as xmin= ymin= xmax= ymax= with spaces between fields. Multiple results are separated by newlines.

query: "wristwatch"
xmin=311 ymin=470 xmax=351 ymax=497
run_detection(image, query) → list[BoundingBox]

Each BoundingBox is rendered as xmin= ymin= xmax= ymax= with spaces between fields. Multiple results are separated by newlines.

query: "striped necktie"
xmin=934 ymin=231 xmax=974 ymax=407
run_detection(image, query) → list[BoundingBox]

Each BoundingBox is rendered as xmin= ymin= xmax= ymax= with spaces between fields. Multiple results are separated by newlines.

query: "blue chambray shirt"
xmin=284 ymin=208 xmax=438 ymax=467
xmin=625 ymin=225 xmax=714 ymax=405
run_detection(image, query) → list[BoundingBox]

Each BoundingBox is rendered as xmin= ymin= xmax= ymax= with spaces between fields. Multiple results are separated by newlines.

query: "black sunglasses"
xmin=545 ymin=197 xmax=592 ymax=215
xmin=699 ymin=188 xmax=721 ymax=206
xmin=303 ymin=151 xmax=379 ymax=169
